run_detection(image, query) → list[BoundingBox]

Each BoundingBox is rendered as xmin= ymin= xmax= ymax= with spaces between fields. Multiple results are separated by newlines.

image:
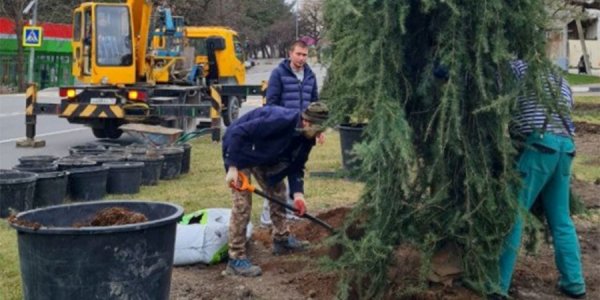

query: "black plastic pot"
xmin=180 ymin=143 xmax=192 ymax=174
xmin=57 ymin=158 xmax=97 ymax=170
xmin=18 ymin=155 xmax=58 ymax=166
xmin=13 ymin=163 xmax=58 ymax=173
xmin=87 ymin=154 xmax=126 ymax=165
xmin=67 ymin=166 xmax=109 ymax=201
xmin=34 ymin=171 xmax=68 ymax=208
xmin=126 ymin=144 xmax=151 ymax=156
xmin=128 ymin=155 xmax=164 ymax=186
xmin=0 ymin=170 xmax=37 ymax=217
xmin=158 ymin=147 xmax=184 ymax=180
xmin=104 ymin=162 xmax=144 ymax=194
xmin=10 ymin=200 xmax=184 ymax=300
xmin=69 ymin=144 xmax=107 ymax=156
xmin=338 ymin=123 xmax=366 ymax=172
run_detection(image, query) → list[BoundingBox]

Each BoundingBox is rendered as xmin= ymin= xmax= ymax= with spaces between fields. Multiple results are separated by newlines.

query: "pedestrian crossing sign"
xmin=23 ymin=26 xmax=43 ymax=47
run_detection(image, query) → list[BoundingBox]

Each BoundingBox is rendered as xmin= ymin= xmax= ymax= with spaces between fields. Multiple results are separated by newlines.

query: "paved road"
xmin=0 ymin=59 xmax=326 ymax=169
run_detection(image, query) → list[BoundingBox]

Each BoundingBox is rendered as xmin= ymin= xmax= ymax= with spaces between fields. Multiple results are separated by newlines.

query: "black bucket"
xmin=57 ymin=158 xmax=97 ymax=171
xmin=158 ymin=147 xmax=184 ymax=180
xmin=87 ymin=154 xmax=126 ymax=165
xmin=126 ymin=144 xmax=151 ymax=156
xmin=128 ymin=155 xmax=164 ymax=186
xmin=104 ymin=162 xmax=144 ymax=194
xmin=106 ymin=146 xmax=128 ymax=155
xmin=69 ymin=144 xmax=107 ymax=156
xmin=67 ymin=166 xmax=109 ymax=201
xmin=0 ymin=170 xmax=37 ymax=218
xmin=34 ymin=171 xmax=68 ymax=208
xmin=180 ymin=143 xmax=192 ymax=174
xmin=18 ymin=155 xmax=58 ymax=166
xmin=10 ymin=200 xmax=184 ymax=300
xmin=338 ymin=123 xmax=366 ymax=173
xmin=13 ymin=163 xmax=58 ymax=173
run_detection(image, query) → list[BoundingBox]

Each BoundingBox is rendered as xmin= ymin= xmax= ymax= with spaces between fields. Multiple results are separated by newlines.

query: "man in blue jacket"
xmin=266 ymin=40 xmax=319 ymax=110
xmin=222 ymin=102 xmax=329 ymax=277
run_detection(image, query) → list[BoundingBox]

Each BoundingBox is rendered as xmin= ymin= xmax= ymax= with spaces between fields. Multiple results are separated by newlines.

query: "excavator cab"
xmin=72 ymin=3 xmax=136 ymax=85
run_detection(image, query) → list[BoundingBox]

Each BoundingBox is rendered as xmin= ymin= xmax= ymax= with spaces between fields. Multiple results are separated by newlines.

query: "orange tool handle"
xmin=230 ymin=172 xmax=255 ymax=193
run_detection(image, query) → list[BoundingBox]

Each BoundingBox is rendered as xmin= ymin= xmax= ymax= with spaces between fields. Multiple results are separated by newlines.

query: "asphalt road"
xmin=0 ymin=59 xmax=326 ymax=169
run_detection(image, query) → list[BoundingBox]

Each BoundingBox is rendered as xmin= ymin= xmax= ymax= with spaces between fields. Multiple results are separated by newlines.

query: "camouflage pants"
xmin=228 ymin=166 xmax=289 ymax=259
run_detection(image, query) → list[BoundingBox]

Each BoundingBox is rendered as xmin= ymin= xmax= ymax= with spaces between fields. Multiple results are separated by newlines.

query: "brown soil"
xmin=7 ymin=214 xmax=41 ymax=230
xmin=86 ymin=207 xmax=148 ymax=226
xmin=170 ymin=128 xmax=600 ymax=300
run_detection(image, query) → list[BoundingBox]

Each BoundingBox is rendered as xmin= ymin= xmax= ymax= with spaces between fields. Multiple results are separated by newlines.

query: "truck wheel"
xmin=92 ymin=128 xmax=107 ymax=139
xmin=92 ymin=121 xmax=123 ymax=139
xmin=106 ymin=125 xmax=123 ymax=139
xmin=222 ymin=96 xmax=240 ymax=127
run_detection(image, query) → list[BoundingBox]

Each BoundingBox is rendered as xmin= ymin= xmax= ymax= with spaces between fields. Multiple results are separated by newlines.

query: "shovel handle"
xmin=233 ymin=173 xmax=334 ymax=233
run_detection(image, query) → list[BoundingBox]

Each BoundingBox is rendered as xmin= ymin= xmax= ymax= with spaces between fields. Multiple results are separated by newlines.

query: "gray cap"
xmin=302 ymin=102 xmax=329 ymax=125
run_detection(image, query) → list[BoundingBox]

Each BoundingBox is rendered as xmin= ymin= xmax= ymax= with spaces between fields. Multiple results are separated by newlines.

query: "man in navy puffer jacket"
xmin=222 ymin=102 xmax=329 ymax=277
xmin=266 ymin=40 xmax=318 ymax=110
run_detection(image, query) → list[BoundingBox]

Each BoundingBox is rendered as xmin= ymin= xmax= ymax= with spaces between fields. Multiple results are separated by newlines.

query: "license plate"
xmin=90 ymin=98 xmax=117 ymax=105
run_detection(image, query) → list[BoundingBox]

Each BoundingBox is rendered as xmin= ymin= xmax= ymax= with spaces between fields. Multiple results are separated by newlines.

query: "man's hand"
xmin=225 ymin=166 xmax=239 ymax=188
xmin=316 ymin=132 xmax=326 ymax=145
xmin=293 ymin=193 xmax=306 ymax=216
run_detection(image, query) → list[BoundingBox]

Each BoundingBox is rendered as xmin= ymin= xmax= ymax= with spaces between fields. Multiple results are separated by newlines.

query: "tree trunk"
xmin=575 ymin=15 xmax=592 ymax=74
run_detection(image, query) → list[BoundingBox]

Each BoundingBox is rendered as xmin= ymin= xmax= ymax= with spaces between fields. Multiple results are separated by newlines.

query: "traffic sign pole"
xmin=27 ymin=0 xmax=37 ymax=83
xmin=17 ymin=0 xmax=45 ymax=148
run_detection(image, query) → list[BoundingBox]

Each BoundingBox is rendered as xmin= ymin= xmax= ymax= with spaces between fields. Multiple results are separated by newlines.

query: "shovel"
xmin=233 ymin=173 xmax=335 ymax=233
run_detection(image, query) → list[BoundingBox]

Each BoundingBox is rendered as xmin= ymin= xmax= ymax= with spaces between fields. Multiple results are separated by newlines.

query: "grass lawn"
xmin=0 ymin=130 xmax=363 ymax=300
xmin=565 ymin=73 xmax=600 ymax=86
xmin=573 ymin=96 xmax=600 ymax=125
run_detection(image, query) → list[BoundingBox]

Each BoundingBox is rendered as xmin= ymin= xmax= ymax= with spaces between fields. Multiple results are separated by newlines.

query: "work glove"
xmin=225 ymin=166 xmax=239 ymax=188
xmin=293 ymin=193 xmax=306 ymax=216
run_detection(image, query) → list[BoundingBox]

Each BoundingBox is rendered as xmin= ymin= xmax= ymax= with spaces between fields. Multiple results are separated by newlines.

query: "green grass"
xmin=573 ymin=96 xmax=600 ymax=125
xmin=0 ymin=130 xmax=363 ymax=300
xmin=565 ymin=73 xmax=600 ymax=86
xmin=573 ymin=154 xmax=600 ymax=183
xmin=574 ymin=96 xmax=600 ymax=105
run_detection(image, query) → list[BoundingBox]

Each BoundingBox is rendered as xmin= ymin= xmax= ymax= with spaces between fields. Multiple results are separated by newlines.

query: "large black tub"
xmin=9 ymin=200 xmax=184 ymax=300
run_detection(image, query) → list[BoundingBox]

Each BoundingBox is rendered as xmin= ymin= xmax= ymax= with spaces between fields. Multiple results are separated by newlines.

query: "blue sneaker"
xmin=224 ymin=259 xmax=262 ymax=277
xmin=272 ymin=235 xmax=309 ymax=255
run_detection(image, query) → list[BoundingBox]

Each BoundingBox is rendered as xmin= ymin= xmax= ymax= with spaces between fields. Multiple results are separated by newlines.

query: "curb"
xmin=572 ymin=86 xmax=600 ymax=93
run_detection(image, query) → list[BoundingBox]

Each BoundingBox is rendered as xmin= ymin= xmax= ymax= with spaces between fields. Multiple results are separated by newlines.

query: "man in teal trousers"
xmin=493 ymin=60 xmax=586 ymax=299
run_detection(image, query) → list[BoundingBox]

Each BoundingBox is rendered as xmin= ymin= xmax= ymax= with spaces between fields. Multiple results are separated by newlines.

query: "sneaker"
xmin=272 ymin=235 xmax=309 ymax=255
xmin=224 ymin=259 xmax=262 ymax=277
xmin=558 ymin=285 xmax=586 ymax=299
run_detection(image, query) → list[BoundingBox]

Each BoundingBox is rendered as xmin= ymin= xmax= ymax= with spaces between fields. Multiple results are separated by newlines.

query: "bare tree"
xmin=298 ymin=0 xmax=324 ymax=43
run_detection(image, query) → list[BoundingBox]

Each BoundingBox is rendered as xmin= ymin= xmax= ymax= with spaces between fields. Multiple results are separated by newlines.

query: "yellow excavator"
xmin=33 ymin=0 xmax=262 ymax=140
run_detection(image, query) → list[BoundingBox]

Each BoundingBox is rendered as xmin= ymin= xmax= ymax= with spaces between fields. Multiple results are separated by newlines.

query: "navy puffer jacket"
xmin=266 ymin=59 xmax=318 ymax=110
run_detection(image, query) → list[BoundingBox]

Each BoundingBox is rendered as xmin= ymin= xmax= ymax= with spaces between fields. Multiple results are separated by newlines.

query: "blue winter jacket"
xmin=222 ymin=106 xmax=316 ymax=195
xmin=266 ymin=59 xmax=318 ymax=110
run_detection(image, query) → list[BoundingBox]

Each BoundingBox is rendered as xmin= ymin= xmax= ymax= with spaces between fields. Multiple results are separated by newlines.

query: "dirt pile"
xmin=87 ymin=207 xmax=148 ymax=226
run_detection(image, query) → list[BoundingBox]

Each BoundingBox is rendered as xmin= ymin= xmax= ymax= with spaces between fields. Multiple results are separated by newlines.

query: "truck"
xmin=32 ymin=0 xmax=263 ymax=140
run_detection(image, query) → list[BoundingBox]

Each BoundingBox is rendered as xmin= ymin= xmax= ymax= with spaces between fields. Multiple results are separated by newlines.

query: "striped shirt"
xmin=510 ymin=60 xmax=575 ymax=137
